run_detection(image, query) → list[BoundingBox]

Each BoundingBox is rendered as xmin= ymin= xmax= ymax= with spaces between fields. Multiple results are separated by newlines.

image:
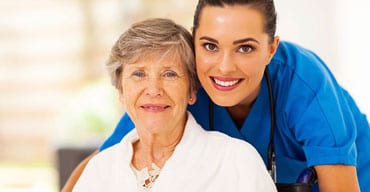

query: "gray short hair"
xmin=106 ymin=18 xmax=199 ymax=92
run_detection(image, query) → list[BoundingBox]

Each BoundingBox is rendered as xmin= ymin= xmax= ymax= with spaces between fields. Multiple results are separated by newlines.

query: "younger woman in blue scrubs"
xmin=63 ymin=0 xmax=370 ymax=191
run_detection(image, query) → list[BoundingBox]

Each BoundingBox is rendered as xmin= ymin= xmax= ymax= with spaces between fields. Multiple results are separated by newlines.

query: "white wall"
xmin=276 ymin=0 xmax=370 ymax=116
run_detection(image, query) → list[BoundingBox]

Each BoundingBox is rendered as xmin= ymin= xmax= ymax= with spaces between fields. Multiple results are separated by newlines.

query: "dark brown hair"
xmin=193 ymin=0 xmax=277 ymax=43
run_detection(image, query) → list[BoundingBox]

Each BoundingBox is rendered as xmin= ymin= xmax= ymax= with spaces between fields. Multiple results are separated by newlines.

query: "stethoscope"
xmin=208 ymin=67 xmax=316 ymax=184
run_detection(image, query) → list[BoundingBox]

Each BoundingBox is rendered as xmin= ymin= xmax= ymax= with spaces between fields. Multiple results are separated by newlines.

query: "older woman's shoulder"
xmin=186 ymin=112 xmax=260 ymax=157
xmin=91 ymin=129 xmax=137 ymax=165
xmin=206 ymin=131 xmax=257 ymax=152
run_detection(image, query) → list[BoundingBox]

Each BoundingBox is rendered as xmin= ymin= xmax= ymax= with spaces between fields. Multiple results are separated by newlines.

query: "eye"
xmin=203 ymin=43 xmax=218 ymax=52
xmin=237 ymin=45 xmax=254 ymax=53
xmin=131 ymin=70 xmax=146 ymax=79
xmin=161 ymin=70 xmax=179 ymax=80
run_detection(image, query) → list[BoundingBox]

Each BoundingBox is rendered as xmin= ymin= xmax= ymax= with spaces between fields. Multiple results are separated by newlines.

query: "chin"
xmin=210 ymin=94 xmax=240 ymax=107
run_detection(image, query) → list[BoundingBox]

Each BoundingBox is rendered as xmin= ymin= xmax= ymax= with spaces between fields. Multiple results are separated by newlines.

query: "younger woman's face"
xmin=194 ymin=5 xmax=279 ymax=107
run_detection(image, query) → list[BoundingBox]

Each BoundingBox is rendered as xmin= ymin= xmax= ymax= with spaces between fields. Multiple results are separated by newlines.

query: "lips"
xmin=211 ymin=76 xmax=243 ymax=91
xmin=140 ymin=104 xmax=170 ymax=112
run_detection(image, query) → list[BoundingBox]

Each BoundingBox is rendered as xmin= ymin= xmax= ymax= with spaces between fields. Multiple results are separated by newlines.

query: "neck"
xmin=227 ymin=84 xmax=261 ymax=128
xmin=132 ymin=128 xmax=183 ymax=170
xmin=227 ymin=102 xmax=253 ymax=128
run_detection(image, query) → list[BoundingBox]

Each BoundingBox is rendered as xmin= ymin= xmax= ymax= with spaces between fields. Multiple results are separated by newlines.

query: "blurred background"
xmin=0 ymin=0 xmax=368 ymax=191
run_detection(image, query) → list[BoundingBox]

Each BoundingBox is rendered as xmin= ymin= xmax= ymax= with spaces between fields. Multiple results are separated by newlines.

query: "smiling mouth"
xmin=213 ymin=78 xmax=240 ymax=87
xmin=210 ymin=77 xmax=243 ymax=91
xmin=140 ymin=104 xmax=170 ymax=112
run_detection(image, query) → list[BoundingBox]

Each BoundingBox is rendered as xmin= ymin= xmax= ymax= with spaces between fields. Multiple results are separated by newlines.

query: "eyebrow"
xmin=233 ymin=37 xmax=260 ymax=45
xmin=199 ymin=36 xmax=218 ymax=44
xmin=199 ymin=36 xmax=260 ymax=45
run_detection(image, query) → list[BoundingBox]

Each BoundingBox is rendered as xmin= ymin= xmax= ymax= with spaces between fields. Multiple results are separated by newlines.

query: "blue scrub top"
xmin=100 ymin=41 xmax=370 ymax=191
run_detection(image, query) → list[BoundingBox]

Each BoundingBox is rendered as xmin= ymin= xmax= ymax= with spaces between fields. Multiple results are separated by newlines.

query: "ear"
xmin=188 ymin=91 xmax=197 ymax=105
xmin=266 ymin=36 xmax=280 ymax=64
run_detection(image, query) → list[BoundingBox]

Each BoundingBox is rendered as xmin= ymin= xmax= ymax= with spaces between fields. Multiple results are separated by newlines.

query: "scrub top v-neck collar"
xmin=209 ymin=77 xmax=271 ymax=163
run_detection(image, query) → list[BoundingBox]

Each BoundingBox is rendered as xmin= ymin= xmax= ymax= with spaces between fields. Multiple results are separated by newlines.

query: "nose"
xmin=144 ymin=77 xmax=164 ymax=97
xmin=218 ymin=52 xmax=236 ymax=73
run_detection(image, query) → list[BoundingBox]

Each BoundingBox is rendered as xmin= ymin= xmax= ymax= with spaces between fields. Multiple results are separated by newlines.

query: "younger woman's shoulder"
xmin=271 ymin=40 xmax=333 ymax=83
xmin=273 ymin=41 xmax=326 ymax=66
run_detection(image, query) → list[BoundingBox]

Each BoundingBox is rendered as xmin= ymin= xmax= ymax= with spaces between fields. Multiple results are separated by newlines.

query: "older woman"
xmin=72 ymin=18 xmax=276 ymax=192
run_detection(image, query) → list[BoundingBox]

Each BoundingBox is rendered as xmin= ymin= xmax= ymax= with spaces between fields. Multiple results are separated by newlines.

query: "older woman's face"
xmin=120 ymin=53 xmax=195 ymax=134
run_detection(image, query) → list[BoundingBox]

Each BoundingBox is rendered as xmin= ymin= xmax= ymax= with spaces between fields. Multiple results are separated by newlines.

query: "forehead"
xmin=196 ymin=5 xmax=265 ymax=39
xmin=125 ymin=50 xmax=184 ymax=70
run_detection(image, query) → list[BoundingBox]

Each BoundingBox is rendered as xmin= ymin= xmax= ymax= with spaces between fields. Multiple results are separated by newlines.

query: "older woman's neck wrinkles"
xmin=132 ymin=127 xmax=184 ymax=169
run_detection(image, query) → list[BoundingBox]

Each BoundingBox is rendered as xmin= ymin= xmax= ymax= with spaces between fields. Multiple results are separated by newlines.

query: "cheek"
xmin=121 ymin=83 xmax=140 ymax=105
xmin=196 ymin=58 xmax=211 ymax=85
xmin=169 ymin=82 xmax=191 ymax=105
xmin=196 ymin=52 xmax=216 ymax=75
xmin=195 ymin=45 xmax=212 ymax=72
xmin=236 ymin=55 xmax=267 ymax=76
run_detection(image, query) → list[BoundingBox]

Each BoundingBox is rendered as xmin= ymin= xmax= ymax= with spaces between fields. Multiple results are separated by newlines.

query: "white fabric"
xmin=73 ymin=112 xmax=277 ymax=192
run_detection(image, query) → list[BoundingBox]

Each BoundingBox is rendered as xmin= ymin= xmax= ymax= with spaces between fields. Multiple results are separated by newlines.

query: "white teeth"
xmin=214 ymin=79 xmax=239 ymax=87
xmin=146 ymin=106 xmax=164 ymax=109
